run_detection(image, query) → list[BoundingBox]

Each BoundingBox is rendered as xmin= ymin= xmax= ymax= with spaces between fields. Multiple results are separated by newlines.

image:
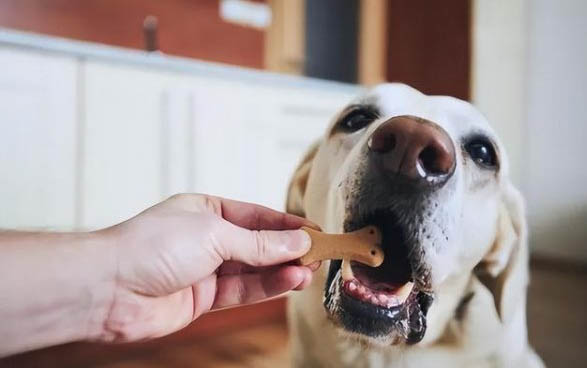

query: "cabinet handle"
xmin=143 ymin=15 xmax=159 ymax=52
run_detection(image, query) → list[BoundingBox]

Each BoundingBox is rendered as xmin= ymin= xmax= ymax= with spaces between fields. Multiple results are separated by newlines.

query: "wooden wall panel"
xmin=0 ymin=0 xmax=264 ymax=69
xmin=264 ymin=0 xmax=305 ymax=74
xmin=387 ymin=0 xmax=471 ymax=100
xmin=358 ymin=0 xmax=388 ymax=85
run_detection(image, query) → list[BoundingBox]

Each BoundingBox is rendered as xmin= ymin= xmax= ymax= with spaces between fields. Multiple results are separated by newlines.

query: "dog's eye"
xmin=465 ymin=139 xmax=497 ymax=169
xmin=338 ymin=108 xmax=378 ymax=133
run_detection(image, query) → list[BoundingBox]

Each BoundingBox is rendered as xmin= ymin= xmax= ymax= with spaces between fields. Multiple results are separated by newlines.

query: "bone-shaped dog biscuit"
xmin=299 ymin=226 xmax=384 ymax=267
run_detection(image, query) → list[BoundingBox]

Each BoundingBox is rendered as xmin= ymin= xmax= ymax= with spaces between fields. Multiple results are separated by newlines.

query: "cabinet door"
xmin=188 ymin=79 xmax=354 ymax=211
xmin=82 ymin=60 xmax=357 ymax=229
xmin=81 ymin=61 xmax=177 ymax=229
xmin=187 ymin=78 xmax=251 ymax=202
xmin=234 ymin=85 xmax=352 ymax=211
xmin=0 ymin=48 xmax=77 ymax=230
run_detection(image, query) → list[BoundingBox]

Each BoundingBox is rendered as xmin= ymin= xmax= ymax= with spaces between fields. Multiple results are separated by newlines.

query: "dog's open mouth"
xmin=341 ymin=260 xmax=415 ymax=309
xmin=323 ymin=210 xmax=434 ymax=344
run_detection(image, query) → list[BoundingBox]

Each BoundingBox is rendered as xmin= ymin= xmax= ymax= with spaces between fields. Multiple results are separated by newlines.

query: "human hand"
xmin=98 ymin=194 xmax=319 ymax=342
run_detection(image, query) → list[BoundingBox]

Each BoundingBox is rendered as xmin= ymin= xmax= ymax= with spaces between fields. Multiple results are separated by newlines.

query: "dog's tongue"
xmin=352 ymin=262 xmax=406 ymax=291
xmin=343 ymin=261 xmax=415 ymax=307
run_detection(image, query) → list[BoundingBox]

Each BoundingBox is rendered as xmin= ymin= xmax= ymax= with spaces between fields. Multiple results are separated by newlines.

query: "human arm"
xmin=0 ymin=194 xmax=317 ymax=356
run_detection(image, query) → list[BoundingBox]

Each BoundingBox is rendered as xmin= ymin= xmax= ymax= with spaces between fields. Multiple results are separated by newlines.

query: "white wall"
xmin=525 ymin=0 xmax=587 ymax=260
xmin=471 ymin=0 xmax=528 ymax=188
xmin=473 ymin=0 xmax=587 ymax=261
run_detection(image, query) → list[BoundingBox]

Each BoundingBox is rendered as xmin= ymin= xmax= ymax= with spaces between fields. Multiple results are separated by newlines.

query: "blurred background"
xmin=0 ymin=0 xmax=585 ymax=367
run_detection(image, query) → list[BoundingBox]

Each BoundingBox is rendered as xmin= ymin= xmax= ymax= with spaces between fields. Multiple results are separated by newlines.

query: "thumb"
xmin=214 ymin=220 xmax=311 ymax=266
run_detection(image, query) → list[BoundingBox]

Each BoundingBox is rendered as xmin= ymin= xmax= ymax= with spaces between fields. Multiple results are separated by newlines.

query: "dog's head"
xmin=287 ymin=83 xmax=526 ymax=346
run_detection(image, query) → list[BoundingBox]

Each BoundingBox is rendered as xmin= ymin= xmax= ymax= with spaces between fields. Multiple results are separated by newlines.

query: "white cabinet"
xmin=0 ymin=49 xmax=78 ymax=230
xmin=187 ymin=77 xmax=251 ymax=202
xmin=225 ymin=85 xmax=349 ymax=210
xmin=81 ymin=62 xmax=179 ymax=229
xmin=80 ymin=64 xmax=253 ymax=229
xmin=0 ymin=42 xmax=357 ymax=232
xmin=186 ymin=78 xmax=351 ymax=211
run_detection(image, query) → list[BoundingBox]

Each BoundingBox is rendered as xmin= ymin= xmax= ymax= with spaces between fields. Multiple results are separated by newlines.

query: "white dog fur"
xmin=286 ymin=84 xmax=544 ymax=368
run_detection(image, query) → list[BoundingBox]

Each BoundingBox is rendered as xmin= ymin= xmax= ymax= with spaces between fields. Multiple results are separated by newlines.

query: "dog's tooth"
xmin=358 ymin=284 xmax=365 ymax=293
xmin=341 ymin=259 xmax=354 ymax=281
xmin=370 ymin=296 xmax=379 ymax=304
xmin=348 ymin=282 xmax=357 ymax=292
xmin=386 ymin=296 xmax=400 ymax=308
xmin=378 ymin=294 xmax=388 ymax=304
xmin=395 ymin=282 xmax=415 ymax=303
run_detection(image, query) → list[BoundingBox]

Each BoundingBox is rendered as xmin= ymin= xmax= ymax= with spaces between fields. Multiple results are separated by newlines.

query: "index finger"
xmin=217 ymin=197 xmax=320 ymax=231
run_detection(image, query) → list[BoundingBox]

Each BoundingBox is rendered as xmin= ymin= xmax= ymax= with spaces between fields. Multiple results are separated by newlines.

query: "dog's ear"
xmin=474 ymin=183 xmax=529 ymax=323
xmin=286 ymin=141 xmax=321 ymax=217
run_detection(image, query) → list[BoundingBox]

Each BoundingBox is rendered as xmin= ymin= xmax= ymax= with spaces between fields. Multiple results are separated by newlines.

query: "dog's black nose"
xmin=368 ymin=115 xmax=455 ymax=187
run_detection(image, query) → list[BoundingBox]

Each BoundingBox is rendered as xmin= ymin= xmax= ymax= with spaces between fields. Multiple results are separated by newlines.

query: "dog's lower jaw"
xmin=323 ymin=264 xmax=434 ymax=346
xmin=288 ymin=250 xmax=539 ymax=368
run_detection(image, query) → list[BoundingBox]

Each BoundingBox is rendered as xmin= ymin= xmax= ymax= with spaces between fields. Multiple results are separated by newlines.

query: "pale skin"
xmin=0 ymin=193 xmax=320 ymax=357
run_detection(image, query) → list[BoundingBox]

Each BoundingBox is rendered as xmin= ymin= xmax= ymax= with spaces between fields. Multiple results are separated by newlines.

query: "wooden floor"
xmin=94 ymin=323 xmax=289 ymax=368
xmin=2 ymin=263 xmax=586 ymax=367
xmin=527 ymin=261 xmax=587 ymax=368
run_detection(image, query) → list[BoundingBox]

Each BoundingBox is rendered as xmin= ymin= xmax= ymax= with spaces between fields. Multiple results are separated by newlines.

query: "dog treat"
xmin=299 ymin=226 xmax=384 ymax=267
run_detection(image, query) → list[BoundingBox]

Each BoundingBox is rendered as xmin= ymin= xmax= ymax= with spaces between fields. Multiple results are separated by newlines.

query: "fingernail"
xmin=286 ymin=229 xmax=311 ymax=253
xmin=304 ymin=221 xmax=322 ymax=231
xmin=307 ymin=261 xmax=321 ymax=271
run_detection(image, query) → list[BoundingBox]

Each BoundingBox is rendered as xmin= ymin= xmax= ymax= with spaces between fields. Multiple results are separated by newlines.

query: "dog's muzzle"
xmin=322 ymin=116 xmax=454 ymax=344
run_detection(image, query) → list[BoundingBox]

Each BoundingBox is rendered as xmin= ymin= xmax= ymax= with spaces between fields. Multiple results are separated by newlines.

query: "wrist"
xmin=83 ymin=228 xmax=119 ymax=342
xmin=0 ymin=230 xmax=118 ymax=356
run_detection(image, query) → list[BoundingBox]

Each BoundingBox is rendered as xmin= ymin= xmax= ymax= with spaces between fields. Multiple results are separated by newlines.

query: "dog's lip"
xmin=325 ymin=265 xmax=416 ymax=317
xmin=324 ymin=265 xmax=432 ymax=343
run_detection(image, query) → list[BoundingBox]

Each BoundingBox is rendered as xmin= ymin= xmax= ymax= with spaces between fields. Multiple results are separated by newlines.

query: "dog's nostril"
xmin=419 ymin=146 xmax=442 ymax=175
xmin=418 ymin=143 xmax=454 ymax=176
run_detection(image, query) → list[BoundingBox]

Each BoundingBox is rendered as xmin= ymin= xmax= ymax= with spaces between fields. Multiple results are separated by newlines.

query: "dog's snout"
xmin=367 ymin=116 xmax=455 ymax=186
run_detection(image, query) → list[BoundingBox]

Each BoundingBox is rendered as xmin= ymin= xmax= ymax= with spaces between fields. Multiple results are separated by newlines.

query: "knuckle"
xmin=252 ymin=231 xmax=270 ymax=265
xmin=166 ymin=193 xmax=222 ymax=215
xmin=202 ymin=195 xmax=221 ymax=214
xmin=167 ymin=193 xmax=198 ymax=209
xmin=168 ymin=193 xmax=190 ymax=201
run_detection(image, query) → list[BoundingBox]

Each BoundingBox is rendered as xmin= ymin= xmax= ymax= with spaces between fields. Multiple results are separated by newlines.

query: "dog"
xmin=286 ymin=84 xmax=544 ymax=367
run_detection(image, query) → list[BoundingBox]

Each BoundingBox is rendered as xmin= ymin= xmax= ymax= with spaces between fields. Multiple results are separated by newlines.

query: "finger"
xmin=293 ymin=267 xmax=313 ymax=290
xmin=217 ymin=261 xmax=318 ymax=278
xmin=217 ymin=197 xmax=320 ymax=231
xmin=214 ymin=220 xmax=311 ymax=266
xmin=217 ymin=261 xmax=284 ymax=276
xmin=190 ymin=273 xmax=217 ymax=320
xmin=216 ymin=261 xmax=249 ymax=276
xmin=211 ymin=265 xmax=306 ymax=309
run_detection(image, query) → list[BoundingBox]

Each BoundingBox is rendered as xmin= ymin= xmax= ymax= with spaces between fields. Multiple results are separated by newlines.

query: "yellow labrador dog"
xmin=286 ymin=84 xmax=544 ymax=368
